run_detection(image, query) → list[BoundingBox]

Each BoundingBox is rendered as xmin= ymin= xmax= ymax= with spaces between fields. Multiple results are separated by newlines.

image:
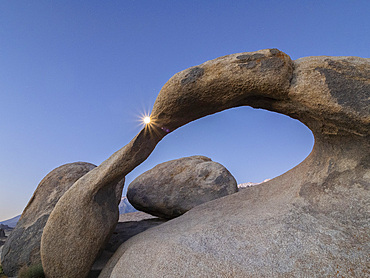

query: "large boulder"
xmin=0 ymin=162 xmax=96 ymax=277
xmin=127 ymin=156 xmax=238 ymax=219
xmin=99 ymin=51 xmax=369 ymax=277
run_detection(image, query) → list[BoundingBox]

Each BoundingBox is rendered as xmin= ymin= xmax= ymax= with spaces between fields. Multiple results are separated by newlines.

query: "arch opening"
xmin=124 ymin=106 xmax=314 ymax=193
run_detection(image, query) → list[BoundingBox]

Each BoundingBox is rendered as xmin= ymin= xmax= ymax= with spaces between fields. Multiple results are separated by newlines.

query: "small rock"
xmin=127 ymin=156 xmax=238 ymax=219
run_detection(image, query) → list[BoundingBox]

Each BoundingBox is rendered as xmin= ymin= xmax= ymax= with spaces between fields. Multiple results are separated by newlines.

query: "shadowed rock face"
xmin=41 ymin=49 xmax=369 ymax=278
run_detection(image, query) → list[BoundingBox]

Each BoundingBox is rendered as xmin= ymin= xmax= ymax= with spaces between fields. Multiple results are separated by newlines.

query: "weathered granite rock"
xmin=99 ymin=51 xmax=369 ymax=277
xmin=127 ymin=156 xmax=237 ymax=219
xmin=0 ymin=162 xmax=96 ymax=277
xmin=41 ymin=118 xmax=167 ymax=277
xmin=40 ymin=168 xmax=125 ymax=278
xmin=0 ymin=229 xmax=5 ymax=238
xmin=42 ymin=49 xmax=369 ymax=278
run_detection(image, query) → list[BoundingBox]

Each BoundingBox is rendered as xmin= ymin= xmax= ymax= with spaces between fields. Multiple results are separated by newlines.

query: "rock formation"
xmin=127 ymin=155 xmax=237 ymax=219
xmin=1 ymin=162 xmax=96 ymax=277
xmin=41 ymin=49 xmax=369 ymax=277
xmin=0 ymin=229 xmax=5 ymax=238
xmin=41 ymin=121 xmax=166 ymax=277
xmin=41 ymin=161 xmax=126 ymax=277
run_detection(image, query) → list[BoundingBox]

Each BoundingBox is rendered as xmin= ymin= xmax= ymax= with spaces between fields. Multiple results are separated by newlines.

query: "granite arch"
xmin=41 ymin=49 xmax=369 ymax=277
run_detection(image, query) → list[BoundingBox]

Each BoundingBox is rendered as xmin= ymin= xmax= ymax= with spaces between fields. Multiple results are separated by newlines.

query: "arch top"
xmin=150 ymin=49 xmax=370 ymax=138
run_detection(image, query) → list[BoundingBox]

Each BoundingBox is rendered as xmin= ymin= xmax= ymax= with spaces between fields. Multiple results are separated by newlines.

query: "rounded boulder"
xmin=127 ymin=156 xmax=238 ymax=219
xmin=1 ymin=162 xmax=96 ymax=277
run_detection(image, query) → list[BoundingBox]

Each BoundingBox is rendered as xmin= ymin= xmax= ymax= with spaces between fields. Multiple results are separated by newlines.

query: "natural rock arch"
xmin=41 ymin=49 xmax=369 ymax=277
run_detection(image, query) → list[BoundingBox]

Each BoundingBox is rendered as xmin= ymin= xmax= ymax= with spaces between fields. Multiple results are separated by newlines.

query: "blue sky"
xmin=0 ymin=1 xmax=369 ymax=221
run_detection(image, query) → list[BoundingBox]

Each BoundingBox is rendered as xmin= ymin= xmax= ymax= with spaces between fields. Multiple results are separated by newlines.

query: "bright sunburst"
xmin=143 ymin=116 xmax=151 ymax=124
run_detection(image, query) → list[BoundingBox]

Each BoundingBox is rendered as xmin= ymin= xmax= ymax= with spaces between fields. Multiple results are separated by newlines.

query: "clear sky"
xmin=0 ymin=1 xmax=369 ymax=221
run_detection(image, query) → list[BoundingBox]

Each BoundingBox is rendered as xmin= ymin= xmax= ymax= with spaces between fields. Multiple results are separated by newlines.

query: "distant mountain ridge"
xmin=0 ymin=215 xmax=21 ymax=228
xmin=119 ymin=196 xmax=137 ymax=214
xmin=238 ymin=179 xmax=271 ymax=189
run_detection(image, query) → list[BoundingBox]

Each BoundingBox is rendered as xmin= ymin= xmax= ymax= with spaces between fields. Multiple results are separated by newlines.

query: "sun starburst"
xmin=143 ymin=116 xmax=151 ymax=124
